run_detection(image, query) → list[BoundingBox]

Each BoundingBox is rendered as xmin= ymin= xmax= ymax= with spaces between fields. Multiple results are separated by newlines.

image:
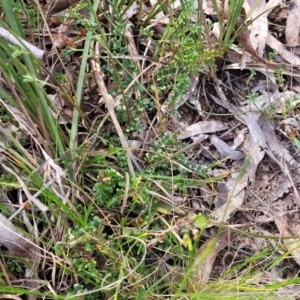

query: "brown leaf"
xmin=238 ymin=27 xmax=266 ymax=64
xmin=49 ymin=0 xmax=81 ymax=14
xmin=210 ymin=135 xmax=246 ymax=160
xmin=178 ymin=121 xmax=228 ymax=140
xmin=285 ymin=0 xmax=300 ymax=46
xmin=246 ymin=0 xmax=268 ymax=57
xmin=193 ymin=231 xmax=237 ymax=285
xmin=267 ymin=33 xmax=300 ymax=65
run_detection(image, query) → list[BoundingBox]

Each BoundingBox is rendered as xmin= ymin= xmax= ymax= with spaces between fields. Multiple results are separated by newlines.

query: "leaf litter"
xmin=3 ymin=0 xmax=300 ymax=298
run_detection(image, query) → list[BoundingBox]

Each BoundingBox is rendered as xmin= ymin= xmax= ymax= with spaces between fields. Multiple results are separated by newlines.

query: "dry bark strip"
xmin=285 ymin=0 xmax=300 ymax=46
xmin=90 ymin=41 xmax=142 ymax=177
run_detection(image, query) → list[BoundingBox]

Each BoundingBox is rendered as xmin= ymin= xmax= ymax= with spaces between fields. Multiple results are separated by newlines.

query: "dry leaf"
xmin=52 ymin=19 xmax=73 ymax=50
xmin=128 ymin=140 xmax=142 ymax=149
xmin=149 ymin=0 xmax=169 ymax=23
xmin=275 ymin=91 xmax=300 ymax=113
xmin=211 ymin=116 xmax=267 ymax=222
xmin=246 ymin=0 xmax=268 ymax=57
xmin=171 ymin=0 xmax=182 ymax=10
xmin=273 ymin=215 xmax=300 ymax=265
xmin=267 ymin=32 xmax=300 ymax=65
xmin=285 ymin=0 xmax=300 ymax=46
xmin=178 ymin=121 xmax=228 ymax=140
xmin=193 ymin=231 xmax=237 ymax=284
xmin=281 ymin=117 xmax=300 ymax=131
xmin=259 ymin=114 xmax=300 ymax=170
xmin=243 ymin=116 xmax=266 ymax=182
xmin=122 ymin=1 xmax=138 ymax=20
xmin=202 ymin=0 xmax=220 ymax=15
xmin=49 ymin=0 xmax=81 ymax=14
xmin=0 ymin=212 xmax=40 ymax=294
xmin=210 ymin=135 xmax=246 ymax=160
xmin=266 ymin=0 xmax=284 ymax=12
xmin=277 ymin=285 xmax=300 ymax=298
xmin=231 ymin=128 xmax=247 ymax=149
xmin=211 ymin=163 xmax=248 ymax=222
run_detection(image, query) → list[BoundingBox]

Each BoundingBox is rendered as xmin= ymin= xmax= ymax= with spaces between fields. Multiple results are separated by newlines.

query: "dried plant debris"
xmin=178 ymin=120 xmax=229 ymax=140
xmin=244 ymin=0 xmax=268 ymax=58
xmin=285 ymin=0 xmax=300 ymax=46
xmin=0 ymin=213 xmax=40 ymax=299
xmin=210 ymin=135 xmax=246 ymax=160
xmin=193 ymin=230 xmax=238 ymax=284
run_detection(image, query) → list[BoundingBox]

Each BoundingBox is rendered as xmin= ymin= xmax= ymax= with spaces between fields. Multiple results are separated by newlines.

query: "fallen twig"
xmin=0 ymin=27 xmax=44 ymax=59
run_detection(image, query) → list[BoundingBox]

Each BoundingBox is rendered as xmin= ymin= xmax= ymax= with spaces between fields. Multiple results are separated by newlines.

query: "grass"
xmin=0 ymin=0 xmax=298 ymax=299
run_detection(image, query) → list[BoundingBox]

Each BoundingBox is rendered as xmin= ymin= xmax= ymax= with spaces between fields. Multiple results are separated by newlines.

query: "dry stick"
xmin=124 ymin=25 xmax=142 ymax=115
xmin=121 ymin=172 xmax=130 ymax=215
xmin=2 ymin=164 xmax=49 ymax=213
xmin=0 ymin=27 xmax=44 ymax=59
xmin=93 ymin=72 xmax=140 ymax=177
xmin=91 ymin=41 xmax=143 ymax=176
xmin=125 ymin=25 xmax=141 ymax=71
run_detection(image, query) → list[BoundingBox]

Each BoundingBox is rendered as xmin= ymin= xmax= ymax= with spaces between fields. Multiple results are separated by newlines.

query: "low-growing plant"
xmin=275 ymin=67 xmax=285 ymax=88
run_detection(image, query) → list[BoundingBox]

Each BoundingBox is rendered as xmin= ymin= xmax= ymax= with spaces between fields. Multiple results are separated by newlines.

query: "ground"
xmin=1 ymin=0 xmax=300 ymax=299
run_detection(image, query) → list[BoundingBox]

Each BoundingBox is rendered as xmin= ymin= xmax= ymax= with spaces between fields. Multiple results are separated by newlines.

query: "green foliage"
xmin=7 ymin=261 xmax=22 ymax=274
xmin=145 ymin=133 xmax=208 ymax=177
xmin=155 ymin=67 xmax=192 ymax=116
xmin=93 ymin=168 xmax=125 ymax=208
xmin=246 ymin=92 xmax=259 ymax=105
xmin=268 ymin=49 xmax=279 ymax=60
xmin=0 ymin=0 xmax=68 ymax=159
xmin=145 ymin=133 xmax=187 ymax=174
xmin=149 ymin=0 xmax=220 ymax=115
xmin=246 ymin=68 xmax=257 ymax=86
xmin=0 ymin=103 xmax=12 ymax=120
xmin=274 ymin=67 xmax=285 ymax=87
xmin=280 ymin=93 xmax=300 ymax=119
xmin=211 ymin=0 xmax=245 ymax=47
